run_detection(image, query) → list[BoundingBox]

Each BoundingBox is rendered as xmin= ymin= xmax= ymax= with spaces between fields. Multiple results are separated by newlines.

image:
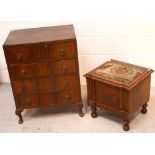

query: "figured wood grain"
xmin=3 ymin=25 xmax=83 ymax=123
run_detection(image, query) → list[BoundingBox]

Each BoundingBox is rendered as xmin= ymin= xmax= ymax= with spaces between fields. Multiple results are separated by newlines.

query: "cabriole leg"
xmin=79 ymin=104 xmax=84 ymax=117
xmin=15 ymin=109 xmax=24 ymax=124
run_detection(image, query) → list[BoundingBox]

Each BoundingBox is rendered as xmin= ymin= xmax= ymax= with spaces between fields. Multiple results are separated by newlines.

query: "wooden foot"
xmin=15 ymin=109 xmax=24 ymax=124
xmin=79 ymin=105 xmax=84 ymax=117
xmin=141 ymin=103 xmax=148 ymax=114
xmin=91 ymin=106 xmax=97 ymax=118
xmin=123 ymin=120 xmax=130 ymax=131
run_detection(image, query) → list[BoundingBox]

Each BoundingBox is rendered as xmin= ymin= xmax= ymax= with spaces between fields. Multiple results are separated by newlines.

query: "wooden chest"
xmin=3 ymin=25 xmax=84 ymax=124
xmin=84 ymin=59 xmax=154 ymax=131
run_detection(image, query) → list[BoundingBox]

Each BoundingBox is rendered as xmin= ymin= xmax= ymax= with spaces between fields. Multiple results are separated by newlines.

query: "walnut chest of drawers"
xmin=84 ymin=59 xmax=154 ymax=131
xmin=3 ymin=25 xmax=84 ymax=124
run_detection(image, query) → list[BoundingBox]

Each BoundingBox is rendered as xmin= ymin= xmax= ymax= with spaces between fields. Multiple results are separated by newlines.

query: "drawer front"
xmin=55 ymin=74 xmax=80 ymax=90
xmin=16 ymin=93 xmax=57 ymax=108
xmin=56 ymin=90 xmax=81 ymax=105
xmin=5 ymin=46 xmax=31 ymax=64
xmin=10 ymin=64 xmax=34 ymax=79
xmin=12 ymin=79 xmax=37 ymax=94
xmin=48 ymin=41 xmax=76 ymax=60
xmin=95 ymin=81 xmax=121 ymax=109
xmin=16 ymin=94 xmax=38 ymax=108
xmin=10 ymin=62 xmax=51 ymax=79
xmin=51 ymin=60 xmax=77 ymax=75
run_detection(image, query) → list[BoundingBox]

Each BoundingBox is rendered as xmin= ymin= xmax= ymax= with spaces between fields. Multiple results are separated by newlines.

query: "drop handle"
xmin=17 ymin=53 xmax=23 ymax=61
xmin=64 ymin=79 xmax=69 ymax=87
xmin=62 ymin=65 xmax=67 ymax=73
xmin=21 ymin=70 xmax=27 ymax=77
xmin=59 ymin=49 xmax=64 ymax=56
xmin=26 ymin=99 xmax=32 ymax=106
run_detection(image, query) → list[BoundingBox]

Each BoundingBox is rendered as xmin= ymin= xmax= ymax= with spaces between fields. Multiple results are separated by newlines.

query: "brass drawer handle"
xmin=26 ymin=99 xmax=32 ymax=106
xmin=62 ymin=65 xmax=67 ymax=73
xmin=21 ymin=70 xmax=27 ymax=77
xmin=17 ymin=53 xmax=23 ymax=61
xmin=59 ymin=49 xmax=64 ymax=57
xmin=64 ymin=79 xmax=69 ymax=87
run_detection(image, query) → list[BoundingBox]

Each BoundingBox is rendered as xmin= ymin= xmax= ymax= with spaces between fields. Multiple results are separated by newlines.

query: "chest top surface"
xmin=4 ymin=25 xmax=76 ymax=46
xmin=84 ymin=59 xmax=154 ymax=90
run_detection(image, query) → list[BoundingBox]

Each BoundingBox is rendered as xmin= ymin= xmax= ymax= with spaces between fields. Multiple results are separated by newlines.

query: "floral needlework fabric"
xmin=94 ymin=60 xmax=147 ymax=85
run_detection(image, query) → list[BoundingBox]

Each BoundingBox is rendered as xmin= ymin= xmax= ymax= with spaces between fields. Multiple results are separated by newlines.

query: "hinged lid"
xmin=84 ymin=59 xmax=154 ymax=90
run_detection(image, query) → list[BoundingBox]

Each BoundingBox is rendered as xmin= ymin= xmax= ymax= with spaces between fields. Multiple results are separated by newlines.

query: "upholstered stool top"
xmin=84 ymin=59 xmax=153 ymax=90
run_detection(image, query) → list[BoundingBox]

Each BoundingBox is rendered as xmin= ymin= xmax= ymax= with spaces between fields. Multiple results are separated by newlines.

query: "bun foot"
xmin=91 ymin=112 xmax=97 ymax=118
xmin=123 ymin=120 xmax=130 ymax=131
xmin=91 ymin=106 xmax=97 ymax=118
xmin=141 ymin=103 xmax=148 ymax=114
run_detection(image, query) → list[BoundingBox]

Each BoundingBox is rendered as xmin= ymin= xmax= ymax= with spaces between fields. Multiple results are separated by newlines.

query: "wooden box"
xmin=3 ymin=25 xmax=84 ymax=124
xmin=84 ymin=59 xmax=154 ymax=131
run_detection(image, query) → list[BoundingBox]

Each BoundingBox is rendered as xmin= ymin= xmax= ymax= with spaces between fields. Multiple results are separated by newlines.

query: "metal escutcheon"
xmin=17 ymin=53 xmax=23 ymax=61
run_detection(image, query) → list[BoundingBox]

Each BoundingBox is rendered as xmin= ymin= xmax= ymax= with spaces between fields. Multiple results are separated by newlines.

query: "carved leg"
xmin=141 ymin=103 xmax=148 ymax=114
xmin=15 ymin=109 xmax=24 ymax=124
xmin=91 ymin=106 xmax=97 ymax=118
xmin=79 ymin=104 xmax=84 ymax=117
xmin=123 ymin=120 xmax=130 ymax=131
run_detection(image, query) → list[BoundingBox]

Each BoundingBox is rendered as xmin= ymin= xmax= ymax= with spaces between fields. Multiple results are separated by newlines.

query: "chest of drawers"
xmin=3 ymin=25 xmax=84 ymax=124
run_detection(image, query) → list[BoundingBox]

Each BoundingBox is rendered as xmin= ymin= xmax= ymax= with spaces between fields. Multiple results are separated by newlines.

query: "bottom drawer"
xmin=16 ymin=93 xmax=56 ymax=108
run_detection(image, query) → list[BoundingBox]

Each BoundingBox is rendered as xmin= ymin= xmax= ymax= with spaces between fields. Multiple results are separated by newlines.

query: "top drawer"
xmin=4 ymin=46 xmax=31 ymax=64
xmin=48 ymin=41 xmax=76 ymax=60
xmin=4 ymin=40 xmax=76 ymax=64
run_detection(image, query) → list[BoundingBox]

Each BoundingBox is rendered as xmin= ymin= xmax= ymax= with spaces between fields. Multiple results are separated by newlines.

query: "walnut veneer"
xmin=3 ymin=25 xmax=84 ymax=124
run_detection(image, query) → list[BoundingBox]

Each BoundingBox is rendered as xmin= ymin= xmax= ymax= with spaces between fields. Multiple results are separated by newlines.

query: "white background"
xmin=0 ymin=0 xmax=155 ymax=155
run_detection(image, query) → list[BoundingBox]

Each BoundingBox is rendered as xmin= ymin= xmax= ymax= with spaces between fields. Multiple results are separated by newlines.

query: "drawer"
xmin=48 ymin=41 xmax=76 ymax=60
xmin=56 ymin=90 xmax=81 ymax=105
xmin=95 ymin=81 xmax=121 ymax=109
xmin=5 ymin=46 xmax=31 ymax=64
xmin=12 ymin=79 xmax=37 ymax=94
xmin=10 ymin=62 xmax=51 ymax=79
xmin=51 ymin=60 xmax=77 ymax=75
xmin=55 ymin=74 xmax=80 ymax=90
xmin=10 ymin=64 xmax=34 ymax=79
xmin=16 ymin=94 xmax=38 ymax=108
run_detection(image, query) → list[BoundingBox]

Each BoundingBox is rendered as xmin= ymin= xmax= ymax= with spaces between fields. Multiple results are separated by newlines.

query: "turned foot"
xmin=91 ymin=106 xmax=97 ymax=118
xmin=141 ymin=103 xmax=148 ymax=114
xmin=79 ymin=105 xmax=84 ymax=117
xmin=123 ymin=120 xmax=130 ymax=131
xmin=15 ymin=109 xmax=24 ymax=124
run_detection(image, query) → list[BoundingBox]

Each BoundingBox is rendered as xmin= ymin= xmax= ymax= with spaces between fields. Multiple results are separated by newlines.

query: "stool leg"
xmin=141 ymin=103 xmax=148 ymax=114
xmin=15 ymin=109 xmax=24 ymax=124
xmin=91 ymin=106 xmax=97 ymax=118
xmin=123 ymin=120 xmax=130 ymax=131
